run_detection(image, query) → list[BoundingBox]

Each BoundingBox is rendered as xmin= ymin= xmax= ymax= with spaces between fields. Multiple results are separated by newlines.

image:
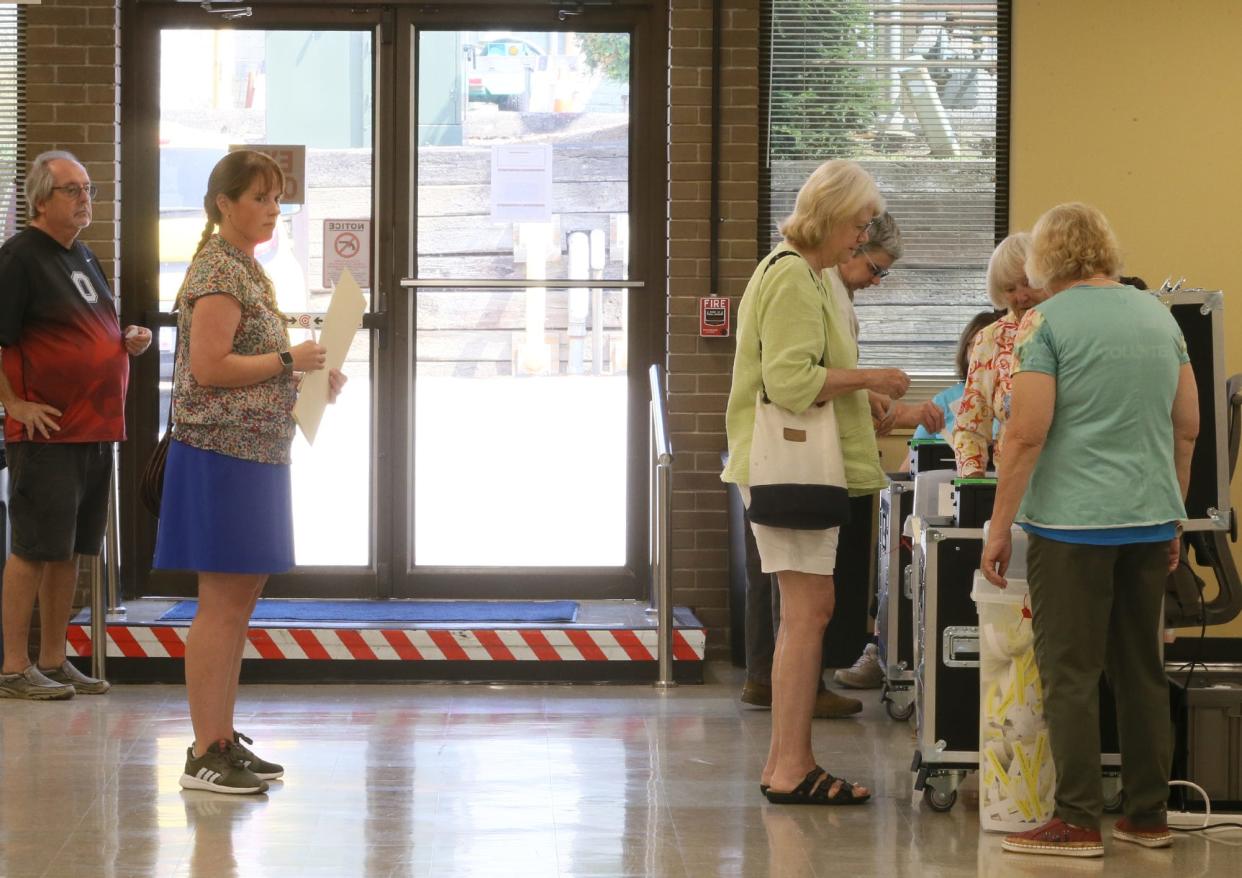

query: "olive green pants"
xmin=1026 ymin=534 xmax=1171 ymax=830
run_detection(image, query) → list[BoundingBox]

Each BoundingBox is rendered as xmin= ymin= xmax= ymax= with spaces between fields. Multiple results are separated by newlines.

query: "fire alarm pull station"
xmin=700 ymin=297 xmax=730 ymax=337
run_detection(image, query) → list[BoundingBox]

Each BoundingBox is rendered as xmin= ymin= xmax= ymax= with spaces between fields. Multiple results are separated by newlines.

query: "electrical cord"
xmin=1168 ymin=780 xmax=1242 ymax=833
xmin=1173 ymin=543 xmax=1208 ymax=692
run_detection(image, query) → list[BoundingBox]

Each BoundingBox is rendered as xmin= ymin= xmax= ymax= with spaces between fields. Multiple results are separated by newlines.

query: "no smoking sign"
xmin=323 ymin=219 xmax=371 ymax=288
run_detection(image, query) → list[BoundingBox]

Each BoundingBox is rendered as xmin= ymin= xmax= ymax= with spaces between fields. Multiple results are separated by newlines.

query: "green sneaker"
xmin=233 ymin=730 xmax=285 ymax=780
xmin=180 ymin=740 xmax=269 ymax=795
xmin=0 ymin=665 xmax=75 ymax=700
xmin=41 ymin=660 xmax=112 ymax=695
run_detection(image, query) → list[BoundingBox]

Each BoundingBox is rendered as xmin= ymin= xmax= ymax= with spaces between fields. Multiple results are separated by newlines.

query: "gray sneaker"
xmin=180 ymin=740 xmax=269 ymax=795
xmin=41 ymin=660 xmax=112 ymax=695
xmin=0 ymin=665 xmax=76 ymax=700
xmin=834 ymin=643 xmax=883 ymax=689
xmin=233 ymin=730 xmax=284 ymax=780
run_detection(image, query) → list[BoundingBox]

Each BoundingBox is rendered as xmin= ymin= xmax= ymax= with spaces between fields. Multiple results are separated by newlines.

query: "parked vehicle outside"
xmin=465 ymin=34 xmax=545 ymax=111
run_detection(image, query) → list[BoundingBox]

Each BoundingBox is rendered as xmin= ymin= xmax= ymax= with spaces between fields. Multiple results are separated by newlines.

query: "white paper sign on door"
xmin=490 ymin=143 xmax=553 ymax=223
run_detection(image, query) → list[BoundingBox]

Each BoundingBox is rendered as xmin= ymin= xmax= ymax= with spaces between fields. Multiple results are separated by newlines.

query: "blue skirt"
xmin=153 ymin=440 xmax=295 ymax=574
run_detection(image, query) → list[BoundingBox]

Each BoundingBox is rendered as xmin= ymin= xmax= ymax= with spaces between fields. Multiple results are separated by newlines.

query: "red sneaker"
xmin=1002 ymin=817 xmax=1104 ymax=858
xmin=1112 ymin=817 xmax=1173 ymax=849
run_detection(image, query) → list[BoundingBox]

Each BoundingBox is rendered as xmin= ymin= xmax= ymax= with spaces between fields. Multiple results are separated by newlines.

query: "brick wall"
xmin=25 ymin=0 xmax=120 ymax=280
xmin=667 ymin=0 xmax=760 ymax=657
xmin=23 ymin=0 xmax=121 ymax=616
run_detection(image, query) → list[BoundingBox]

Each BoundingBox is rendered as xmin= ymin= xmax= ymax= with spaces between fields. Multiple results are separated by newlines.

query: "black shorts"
xmin=7 ymin=441 xmax=113 ymax=561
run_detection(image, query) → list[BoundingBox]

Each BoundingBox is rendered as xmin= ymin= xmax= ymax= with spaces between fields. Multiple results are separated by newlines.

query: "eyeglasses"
xmin=51 ymin=183 xmax=98 ymax=201
xmin=861 ymin=250 xmax=889 ymax=279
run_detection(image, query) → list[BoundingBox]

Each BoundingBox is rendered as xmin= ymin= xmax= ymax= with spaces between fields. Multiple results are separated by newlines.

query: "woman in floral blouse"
xmin=951 ymin=233 xmax=1049 ymax=476
xmin=154 ymin=150 xmax=346 ymax=796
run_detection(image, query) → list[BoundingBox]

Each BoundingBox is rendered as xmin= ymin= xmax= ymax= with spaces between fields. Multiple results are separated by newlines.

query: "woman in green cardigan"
xmin=722 ymin=159 xmax=911 ymax=805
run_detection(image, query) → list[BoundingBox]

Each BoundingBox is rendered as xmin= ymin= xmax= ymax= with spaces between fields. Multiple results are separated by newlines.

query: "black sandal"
xmin=763 ymin=766 xmax=870 ymax=806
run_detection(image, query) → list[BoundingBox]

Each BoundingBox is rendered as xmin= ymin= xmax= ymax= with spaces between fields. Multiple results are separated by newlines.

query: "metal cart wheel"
xmin=1103 ymin=791 xmax=1124 ymax=814
xmin=923 ymin=785 xmax=958 ymax=812
xmin=885 ymin=698 xmax=914 ymax=721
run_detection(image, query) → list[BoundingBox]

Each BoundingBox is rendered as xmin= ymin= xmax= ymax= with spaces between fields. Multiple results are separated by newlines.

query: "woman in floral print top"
xmin=172 ymin=233 xmax=299 ymax=464
xmin=951 ymin=233 xmax=1049 ymax=476
xmin=154 ymin=150 xmax=346 ymax=796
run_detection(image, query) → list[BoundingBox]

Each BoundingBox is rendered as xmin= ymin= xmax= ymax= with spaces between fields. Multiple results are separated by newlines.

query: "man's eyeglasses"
xmin=861 ymin=250 xmax=889 ymax=279
xmin=51 ymin=183 xmax=98 ymax=201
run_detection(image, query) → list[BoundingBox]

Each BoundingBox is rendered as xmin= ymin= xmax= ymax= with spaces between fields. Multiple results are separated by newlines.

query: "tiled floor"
xmin=1 ymin=663 xmax=1238 ymax=877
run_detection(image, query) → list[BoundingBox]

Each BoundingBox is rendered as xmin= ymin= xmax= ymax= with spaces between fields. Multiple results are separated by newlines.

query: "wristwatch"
xmin=278 ymin=349 xmax=294 ymax=375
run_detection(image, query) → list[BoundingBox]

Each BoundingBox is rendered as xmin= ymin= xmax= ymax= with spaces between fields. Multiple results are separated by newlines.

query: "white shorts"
xmin=739 ymin=485 xmax=840 ymax=575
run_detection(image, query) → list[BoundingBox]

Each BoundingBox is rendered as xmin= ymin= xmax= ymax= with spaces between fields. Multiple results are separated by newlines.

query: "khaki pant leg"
xmin=1027 ymin=534 xmax=1117 ymax=829
xmin=1105 ymin=540 xmax=1173 ymax=825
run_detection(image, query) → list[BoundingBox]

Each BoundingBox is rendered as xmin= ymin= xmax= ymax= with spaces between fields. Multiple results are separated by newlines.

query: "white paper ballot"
xmin=293 ymin=269 xmax=366 ymax=444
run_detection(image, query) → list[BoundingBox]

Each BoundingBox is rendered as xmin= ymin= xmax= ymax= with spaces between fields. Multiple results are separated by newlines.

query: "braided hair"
xmin=192 ymin=149 xmax=286 ymax=258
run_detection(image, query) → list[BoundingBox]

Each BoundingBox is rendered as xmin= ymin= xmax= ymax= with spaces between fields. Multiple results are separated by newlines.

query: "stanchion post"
xmin=105 ymin=443 xmax=125 ymax=619
xmin=653 ymin=455 xmax=676 ymax=689
xmin=647 ymin=409 xmax=659 ymax=617
xmin=648 ymin=365 xmax=676 ymax=689
xmin=89 ymin=554 xmax=106 ymax=683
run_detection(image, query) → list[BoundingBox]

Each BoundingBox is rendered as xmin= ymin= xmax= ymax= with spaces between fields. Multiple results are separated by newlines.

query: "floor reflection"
xmin=0 ymin=669 xmax=1238 ymax=877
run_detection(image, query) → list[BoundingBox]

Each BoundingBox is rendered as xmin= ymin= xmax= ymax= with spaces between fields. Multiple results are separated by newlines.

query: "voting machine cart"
xmin=878 ymin=441 xmax=959 ymax=722
xmin=909 ymin=512 xmax=985 ymax=811
xmin=876 ymin=477 xmax=915 ymax=720
xmin=1160 ymin=286 xmax=1242 ymax=813
xmin=910 ymin=479 xmax=1129 ymax=812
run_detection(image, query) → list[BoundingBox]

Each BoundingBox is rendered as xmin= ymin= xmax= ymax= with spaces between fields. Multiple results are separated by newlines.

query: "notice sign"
xmin=700 ymin=297 xmax=730 ymax=337
xmin=323 ymin=219 xmax=371 ymax=288
xmin=231 ymin=144 xmax=306 ymax=204
xmin=490 ymin=143 xmax=553 ymax=223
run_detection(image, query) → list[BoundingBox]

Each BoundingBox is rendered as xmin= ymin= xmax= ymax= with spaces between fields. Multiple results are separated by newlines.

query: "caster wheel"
xmin=923 ymin=785 xmax=957 ymax=812
xmin=1103 ymin=792 xmax=1123 ymax=813
xmin=886 ymin=699 xmax=914 ymax=721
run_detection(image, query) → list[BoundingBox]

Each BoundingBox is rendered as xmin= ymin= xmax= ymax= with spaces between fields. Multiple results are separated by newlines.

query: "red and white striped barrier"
xmin=66 ymin=625 xmax=706 ymax=662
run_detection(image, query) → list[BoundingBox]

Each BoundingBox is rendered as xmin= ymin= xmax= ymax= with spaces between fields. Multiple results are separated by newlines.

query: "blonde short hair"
xmin=986 ymin=232 xmax=1031 ymax=309
xmin=1025 ymin=202 xmax=1123 ymax=290
xmin=779 ymin=160 xmax=884 ymax=251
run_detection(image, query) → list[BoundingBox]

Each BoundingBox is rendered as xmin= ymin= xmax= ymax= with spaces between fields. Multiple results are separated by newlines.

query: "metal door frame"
xmin=390 ymin=4 xmax=665 ymax=599
xmin=119 ymin=0 xmax=667 ymax=601
xmin=119 ymin=1 xmax=393 ymax=598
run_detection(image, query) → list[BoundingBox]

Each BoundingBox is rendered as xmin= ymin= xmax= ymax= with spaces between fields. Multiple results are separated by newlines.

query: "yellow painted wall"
xmin=1011 ymin=0 xmax=1242 ymax=636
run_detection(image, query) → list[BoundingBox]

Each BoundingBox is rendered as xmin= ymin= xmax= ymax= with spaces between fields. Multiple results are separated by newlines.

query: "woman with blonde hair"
xmin=154 ymin=150 xmax=347 ymax=795
xmin=952 ymin=232 xmax=1049 ymax=476
xmin=722 ymin=159 xmax=910 ymax=805
xmin=982 ymin=202 xmax=1198 ymax=857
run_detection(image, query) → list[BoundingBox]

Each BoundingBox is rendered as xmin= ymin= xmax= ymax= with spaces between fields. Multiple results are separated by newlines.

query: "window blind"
xmin=761 ymin=0 xmax=1010 ymax=390
xmin=0 ymin=3 xmax=24 ymax=242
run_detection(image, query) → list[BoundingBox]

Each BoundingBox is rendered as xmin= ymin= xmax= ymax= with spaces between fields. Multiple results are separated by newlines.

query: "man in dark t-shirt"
xmin=0 ymin=151 xmax=152 ymax=700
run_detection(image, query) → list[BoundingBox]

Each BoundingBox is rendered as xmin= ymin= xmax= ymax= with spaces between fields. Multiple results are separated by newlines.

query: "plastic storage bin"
xmin=972 ymin=569 xmax=1054 ymax=832
xmin=971 ymin=523 xmax=1053 ymax=832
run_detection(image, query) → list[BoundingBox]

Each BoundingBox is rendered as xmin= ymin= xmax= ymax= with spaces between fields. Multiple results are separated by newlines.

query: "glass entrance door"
xmin=123 ymin=5 xmax=661 ymax=602
xmin=157 ymin=27 xmax=375 ymax=568
xmin=123 ymin=4 xmax=384 ymax=598
xmin=394 ymin=18 xmax=654 ymax=598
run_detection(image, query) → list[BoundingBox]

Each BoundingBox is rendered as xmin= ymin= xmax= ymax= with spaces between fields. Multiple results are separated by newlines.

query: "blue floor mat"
xmin=157 ymin=599 xmax=579 ymax=624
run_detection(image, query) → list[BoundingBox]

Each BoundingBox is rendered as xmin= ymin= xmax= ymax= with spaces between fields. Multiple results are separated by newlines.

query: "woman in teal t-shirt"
xmin=980 ymin=203 xmax=1199 ymax=857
